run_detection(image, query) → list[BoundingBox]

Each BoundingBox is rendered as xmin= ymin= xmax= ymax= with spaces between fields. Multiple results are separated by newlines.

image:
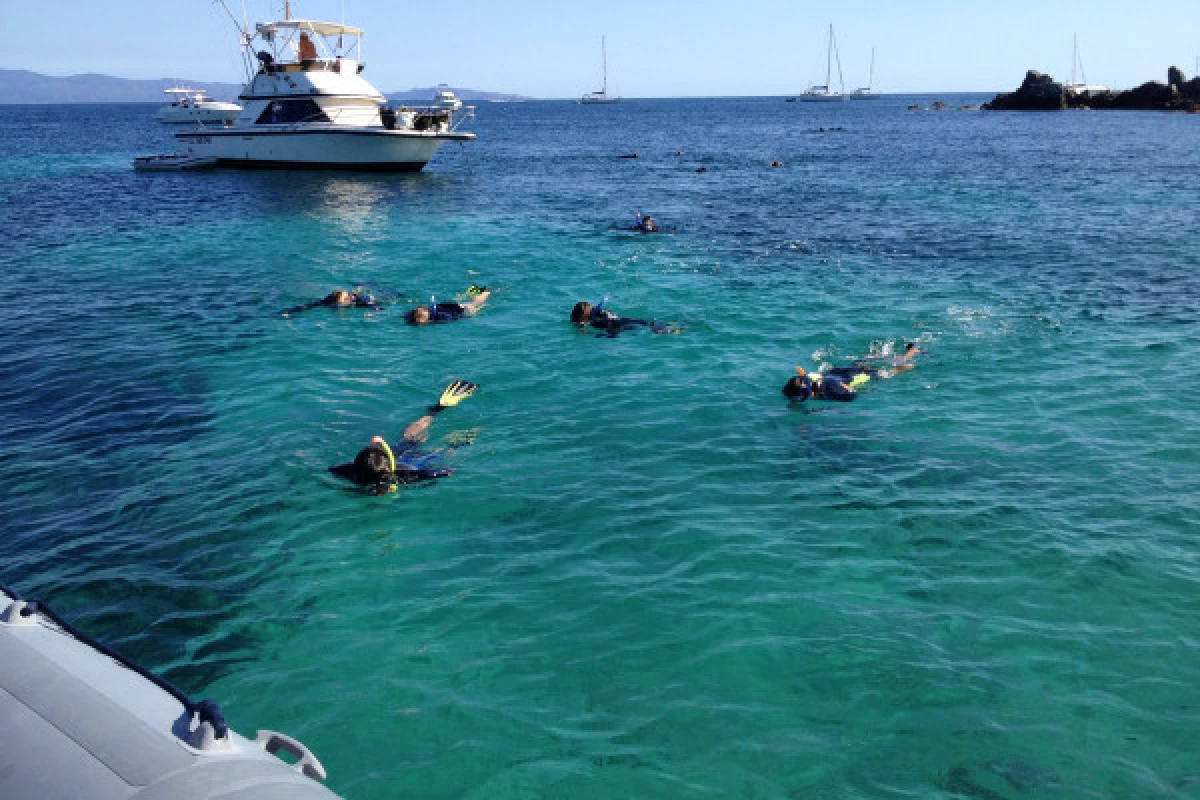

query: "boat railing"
xmin=261 ymin=58 xmax=365 ymax=76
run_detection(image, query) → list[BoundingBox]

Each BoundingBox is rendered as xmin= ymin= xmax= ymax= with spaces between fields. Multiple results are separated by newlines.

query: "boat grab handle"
xmin=255 ymin=730 xmax=328 ymax=782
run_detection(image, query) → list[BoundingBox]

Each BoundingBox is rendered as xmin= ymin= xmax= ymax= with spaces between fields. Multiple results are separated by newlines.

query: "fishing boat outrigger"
xmin=0 ymin=584 xmax=342 ymax=799
xmin=161 ymin=3 xmax=474 ymax=171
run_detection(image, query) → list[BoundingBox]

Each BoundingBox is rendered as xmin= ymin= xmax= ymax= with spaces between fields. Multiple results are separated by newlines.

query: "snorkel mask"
xmin=794 ymin=367 xmax=813 ymax=401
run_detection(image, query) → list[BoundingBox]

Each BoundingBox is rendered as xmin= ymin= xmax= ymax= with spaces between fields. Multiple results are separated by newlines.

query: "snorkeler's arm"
xmin=281 ymin=300 xmax=322 ymax=317
xmin=401 ymin=380 xmax=478 ymax=443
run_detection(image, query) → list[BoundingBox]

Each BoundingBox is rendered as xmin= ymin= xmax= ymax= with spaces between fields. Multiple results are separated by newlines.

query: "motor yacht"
xmin=172 ymin=11 xmax=474 ymax=171
xmin=156 ymin=88 xmax=242 ymax=124
xmin=432 ymin=84 xmax=463 ymax=111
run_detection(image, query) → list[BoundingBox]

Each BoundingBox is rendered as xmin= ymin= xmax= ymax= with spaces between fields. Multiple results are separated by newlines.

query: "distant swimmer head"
xmin=570 ymin=301 xmax=594 ymax=324
xmin=408 ymin=306 xmax=433 ymax=325
xmin=782 ymin=368 xmax=812 ymax=401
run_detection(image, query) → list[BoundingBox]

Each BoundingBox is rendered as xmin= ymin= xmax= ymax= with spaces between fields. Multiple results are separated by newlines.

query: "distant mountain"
xmin=0 ymin=69 xmax=241 ymax=104
xmin=0 ymin=70 xmax=531 ymax=105
xmin=386 ymin=86 xmax=531 ymax=104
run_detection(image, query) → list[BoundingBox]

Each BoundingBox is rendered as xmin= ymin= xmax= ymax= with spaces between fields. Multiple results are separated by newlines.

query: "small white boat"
xmin=431 ymin=84 xmax=463 ymax=111
xmin=156 ymin=88 xmax=242 ymax=125
xmin=0 ymin=585 xmax=342 ymax=800
xmin=580 ymin=35 xmax=620 ymax=104
xmin=799 ymin=25 xmax=844 ymax=102
xmin=848 ymin=47 xmax=880 ymax=99
xmin=133 ymin=154 xmax=219 ymax=170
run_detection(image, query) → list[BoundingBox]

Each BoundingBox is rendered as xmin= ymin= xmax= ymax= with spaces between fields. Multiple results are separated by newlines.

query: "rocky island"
xmin=984 ymin=67 xmax=1200 ymax=112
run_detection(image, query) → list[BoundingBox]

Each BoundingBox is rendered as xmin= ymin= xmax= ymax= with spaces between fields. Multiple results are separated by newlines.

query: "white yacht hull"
xmin=157 ymin=106 xmax=242 ymax=125
xmin=175 ymin=128 xmax=473 ymax=171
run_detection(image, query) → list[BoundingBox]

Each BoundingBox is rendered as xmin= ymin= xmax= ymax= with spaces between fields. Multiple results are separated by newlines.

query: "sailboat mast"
xmin=1075 ymin=34 xmax=1084 ymax=85
xmin=868 ymin=47 xmax=875 ymax=91
xmin=825 ymin=24 xmax=833 ymax=88
xmin=602 ymin=35 xmax=608 ymax=94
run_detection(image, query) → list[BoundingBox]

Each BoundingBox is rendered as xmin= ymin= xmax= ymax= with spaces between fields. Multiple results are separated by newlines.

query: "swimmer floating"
xmin=329 ymin=380 xmax=479 ymax=495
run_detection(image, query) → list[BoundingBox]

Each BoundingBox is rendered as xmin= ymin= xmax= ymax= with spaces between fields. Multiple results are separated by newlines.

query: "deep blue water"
xmin=2 ymin=97 xmax=1199 ymax=798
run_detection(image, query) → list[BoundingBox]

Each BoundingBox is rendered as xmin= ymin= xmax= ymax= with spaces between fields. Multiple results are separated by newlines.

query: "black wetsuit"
xmin=409 ymin=302 xmax=468 ymax=324
xmin=329 ymin=440 xmax=454 ymax=492
xmin=283 ymin=293 xmax=380 ymax=316
xmin=825 ymin=365 xmax=881 ymax=383
xmin=786 ymin=373 xmax=858 ymax=402
xmin=586 ymin=308 xmax=667 ymax=337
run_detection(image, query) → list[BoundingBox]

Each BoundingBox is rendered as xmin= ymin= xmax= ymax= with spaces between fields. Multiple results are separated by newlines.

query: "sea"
xmin=1 ymin=96 xmax=1198 ymax=799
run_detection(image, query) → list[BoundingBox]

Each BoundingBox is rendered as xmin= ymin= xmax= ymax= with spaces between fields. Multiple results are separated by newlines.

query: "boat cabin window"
xmin=256 ymin=99 xmax=331 ymax=125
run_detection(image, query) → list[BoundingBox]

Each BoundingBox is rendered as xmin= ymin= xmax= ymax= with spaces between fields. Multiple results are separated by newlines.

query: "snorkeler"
xmin=570 ymin=300 xmax=680 ymax=338
xmin=328 ymin=380 xmax=478 ymax=494
xmin=406 ymin=286 xmax=491 ymax=326
xmin=633 ymin=212 xmax=658 ymax=232
xmin=282 ymin=288 xmax=381 ymax=317
xmin=782 ymin=368 xmax=859 ymax=403
xmin=784 ymin=343 xmax=923 ymax=402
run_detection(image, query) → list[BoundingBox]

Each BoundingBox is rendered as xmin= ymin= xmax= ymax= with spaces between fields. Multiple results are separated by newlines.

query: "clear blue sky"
xmin=2 ymin=1 xmax=1197 ymax=96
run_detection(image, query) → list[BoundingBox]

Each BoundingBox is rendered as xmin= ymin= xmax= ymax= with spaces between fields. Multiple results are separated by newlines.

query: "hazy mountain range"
xmin=0 ymin=69 xmax=529 ymax=104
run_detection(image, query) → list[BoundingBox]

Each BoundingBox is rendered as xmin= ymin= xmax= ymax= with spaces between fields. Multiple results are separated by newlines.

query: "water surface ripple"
xmin=1 ymin=99 xmax=1198 ymax=798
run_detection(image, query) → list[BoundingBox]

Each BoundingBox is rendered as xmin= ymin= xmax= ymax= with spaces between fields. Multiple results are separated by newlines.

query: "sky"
xmin=2 ymin=1 xmax=1198 ymax=96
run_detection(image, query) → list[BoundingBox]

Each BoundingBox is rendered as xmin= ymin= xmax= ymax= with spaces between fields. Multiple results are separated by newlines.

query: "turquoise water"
xmin=2 ymin=98 xmax=1199 ymax=798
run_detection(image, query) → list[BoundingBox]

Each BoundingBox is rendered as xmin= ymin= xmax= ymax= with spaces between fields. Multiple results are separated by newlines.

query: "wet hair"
xmin=322 ymin=290 xmax=353 ymax=307
xmin=782 ymin=376 xmax=811 ymax=401
xmin=570 ymin=302 xmax=593 ymax=324
xmin=408 ymin=306 xmax=432 ymax=325
xmin=352 ymin=444 xmax=394 ymax=486
xmin=905 ymin=342 xmax=917 ymax=352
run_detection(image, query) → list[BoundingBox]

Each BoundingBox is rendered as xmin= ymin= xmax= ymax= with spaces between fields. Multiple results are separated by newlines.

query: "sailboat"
xmin=800 ymin=24 xmax=844 ymax=102
xmin=849 ymin=47 xmax=880 ymax=99
xmin=580 ymin=35 xmax=620 ymax=104
xmin=1064 ymin=34 xmax=1107 ymax=97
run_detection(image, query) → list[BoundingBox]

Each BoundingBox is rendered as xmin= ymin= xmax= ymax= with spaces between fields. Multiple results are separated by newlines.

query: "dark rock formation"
xmin=987 ymin=67 xmax=1200 ymax=112
xmin=984 ymin=70 xmax=1065 ymax=111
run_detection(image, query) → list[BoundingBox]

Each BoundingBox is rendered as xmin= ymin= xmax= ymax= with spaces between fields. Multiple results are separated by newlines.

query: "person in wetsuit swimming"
xmin=406 ymin=286 xmax=491 ymax=325
xmin=570 ymin=300 xmax=679 ymax=338
xmin=633 ymin=212 xmax=658 ymax=232
xmin=328 ymin=380 xmax=478 ymax=494
xmin=282 ymin=288 xmax=381 ymax=317
xmin=783 ymin=343 xmax=922 ymax=402
xmin=782 ymin=368 xmax=859 ymax=402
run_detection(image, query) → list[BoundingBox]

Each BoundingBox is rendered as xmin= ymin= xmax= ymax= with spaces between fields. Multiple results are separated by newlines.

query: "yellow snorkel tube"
xmin=370 ymin=436 xmax=397 ymax=493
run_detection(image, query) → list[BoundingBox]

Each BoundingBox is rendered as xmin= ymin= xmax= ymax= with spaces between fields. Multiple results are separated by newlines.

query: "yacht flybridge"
xmin=170 ymin=8 xmax=474 ymax=171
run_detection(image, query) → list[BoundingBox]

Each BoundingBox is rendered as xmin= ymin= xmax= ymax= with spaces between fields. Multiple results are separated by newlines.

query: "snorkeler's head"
xmin=352 ymin=442 xmax=394 ymax=487
xmin=408 ymin=306 xmax=432 ymax=325
xmin=570 ymin=302 xmax=594 ymax=324
xmin=325 ymin=290 xmax=354 ymax=307
xmin=905 ymin=342 xmax=918 ymax=353
xmin=782 ymin=369 xmax=812 ymax=401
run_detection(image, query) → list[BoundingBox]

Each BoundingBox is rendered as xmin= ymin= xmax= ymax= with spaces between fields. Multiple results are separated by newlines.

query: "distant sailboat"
xmin=800 ymin=24 xmax=844 ymax=102
xmin=1064 ymin=34 xmax=1107 ymax=96
xmin=849 ymin=47 xmax=880 ymax=99
xmin=580 ymin=35 xmax=620 ymax=104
